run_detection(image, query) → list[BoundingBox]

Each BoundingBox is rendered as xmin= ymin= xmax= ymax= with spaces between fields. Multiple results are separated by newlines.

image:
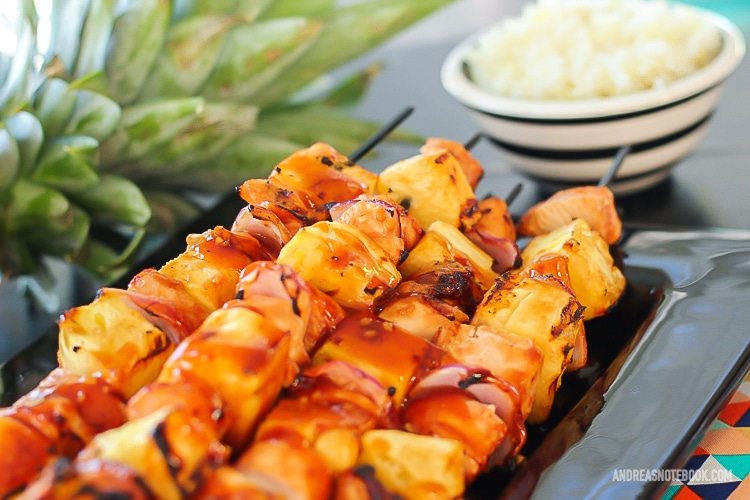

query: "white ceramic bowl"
xmin=440 ymin=5 xmax=746 ymax=195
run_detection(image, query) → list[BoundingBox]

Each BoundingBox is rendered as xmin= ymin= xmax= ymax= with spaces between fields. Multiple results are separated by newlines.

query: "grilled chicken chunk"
xmin=517 ymin=185 xmax=622 ymax=245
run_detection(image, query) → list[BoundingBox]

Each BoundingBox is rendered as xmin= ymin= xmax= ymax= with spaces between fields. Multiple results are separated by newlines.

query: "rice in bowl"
xmin=464 ymin=0 xmax=723 ymax=101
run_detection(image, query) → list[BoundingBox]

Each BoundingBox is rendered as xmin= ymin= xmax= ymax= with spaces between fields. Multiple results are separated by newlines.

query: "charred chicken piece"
xmin=252 ymin=361 xmax=395 ymax=474
xmin=312 ymin=313 xmax=454 ymax=406
xmin=377 ymin=292 xmax=470 ymax=341
xmin=17 ymin=459 xmax=154 ymax=500
xmin=237 ymin=177 xmax=324 ymax=235
xmin=268 ymin=141 xmax=375 ymax=205
xmin=156 ymin=303 xmax=291 ymax=452
xmin=460 ymin=196 xmax=522 ymax=274
xmin=235 ymin=261 xmax=346 ymax=368
xmin=328 ymin=194 xmax=424 ymax=266
xmin=232 ymin=440 xmax=334 ymax=500
xmin=401 ymin=364 xmax=526 ymax=481
xmin=21 ymin=406 xmax=227 ymax=500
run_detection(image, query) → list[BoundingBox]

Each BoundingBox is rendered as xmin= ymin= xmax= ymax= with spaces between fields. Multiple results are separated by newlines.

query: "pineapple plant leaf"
xmin=0 ymin=0 xmax=450 ymax=293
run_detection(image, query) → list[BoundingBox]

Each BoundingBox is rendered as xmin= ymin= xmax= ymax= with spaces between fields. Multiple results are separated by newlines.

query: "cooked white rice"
xmin=464 ymin=0 xmax=723 ymax=100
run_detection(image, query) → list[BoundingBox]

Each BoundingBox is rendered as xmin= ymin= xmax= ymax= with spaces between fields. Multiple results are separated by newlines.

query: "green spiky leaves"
xmin=0 ymin=0 xmax=449 ymax=283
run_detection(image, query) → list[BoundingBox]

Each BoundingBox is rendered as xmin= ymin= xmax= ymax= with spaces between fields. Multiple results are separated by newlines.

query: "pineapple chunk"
xmin=359 ymin=429 xmax=465 ymax=500
xmin=158 ymin=241 xmax=243 ymax=313
xmin=78 ymin=406 xmax=226 ymax=500
xmin=472 ymin=273 xmax=584 ymax=423
xmin=277 ymin=221 xmax=401 ymax=310
xmin=58 ymin=289 xmax=175 ymax=398
xmin=521 ymin=218 xmax=626 ymax=320
xmin=376 ymin=150 xmax=475 ymax=229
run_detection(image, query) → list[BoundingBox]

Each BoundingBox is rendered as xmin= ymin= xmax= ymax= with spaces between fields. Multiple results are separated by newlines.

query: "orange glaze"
xmin=18 ymin=368 xmax=127 ymax=436
xmin=328 ymin=195 xmax=424 ymax=265
xmin=126 ymin=374 xmax=229 ymax=437
xmin=269 ymin=142 xmax=370 ymax=206
xmin=312 ymin=313 xmax=456 ymax=406
xmin=156 ymin=306 xmax=291 ymax=452
xmin=231 ymin=204 xmax=292 ymax=258
xmin=192 ymin=466 xmax=289 ymax=499
xmin=0 ymin=416 xmax=59 ymax=497
xmin=461 ymin=196 xmax=521 ymax=273
xmin=236 ymin=261 xmax=346 ymax=363
xmin=253 ymin=361 xmax=394 ymax=446
xmin=401 ymin=387 xmax=508 ymax=481
xmin=433 ymin=323 xmax=543 ymax=420
xmin=127 ymin=268 xmax=213 ymax=338
xmin=235 ymin=440 xmax=333 ymax=500
xmin=237 ymin=178 xmax=324 ymax=235
xmin=0 ymin=369 xmax=127 ymax=497
xmin=185 ymin=226 xmax=272 ymax=271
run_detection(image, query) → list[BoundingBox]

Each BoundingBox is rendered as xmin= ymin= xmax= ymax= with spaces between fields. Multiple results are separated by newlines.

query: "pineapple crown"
xmin=0 ymin=0 xmax=447 ymax=285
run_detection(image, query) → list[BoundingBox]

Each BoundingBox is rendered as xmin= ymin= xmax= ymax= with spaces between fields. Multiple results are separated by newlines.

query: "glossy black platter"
xmin=2 ymin=190 xmax=750 ymax=499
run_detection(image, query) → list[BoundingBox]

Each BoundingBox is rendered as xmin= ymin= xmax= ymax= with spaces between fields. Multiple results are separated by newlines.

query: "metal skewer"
xmin=463 ymin=132 xmax=484 ymax=151
xmin=598 ymin=145 xmax=632 ymax=188
xmin=504 ymin=182 xmax=524 ymax=206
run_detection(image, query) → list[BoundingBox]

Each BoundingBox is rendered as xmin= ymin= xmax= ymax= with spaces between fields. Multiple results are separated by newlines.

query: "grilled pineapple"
xmin=376 ymin=149 xmax=476 ymax=229
xmin=76 ymin=407 xmax=226 ymax=500
xmin=521 ymin=218 xmax=626 ymax=320
xmin=57 ymin=289 xmax=175 ymax=399
xmin=358 ymin=429 xmax=465 ymax=500
xmin=0 ymin=0 xmax=450 ymax=281
xmin=472 ymin=273 xmax=585 ymax=424
xmin=277 ymin=221 xmax=401 ymax=310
